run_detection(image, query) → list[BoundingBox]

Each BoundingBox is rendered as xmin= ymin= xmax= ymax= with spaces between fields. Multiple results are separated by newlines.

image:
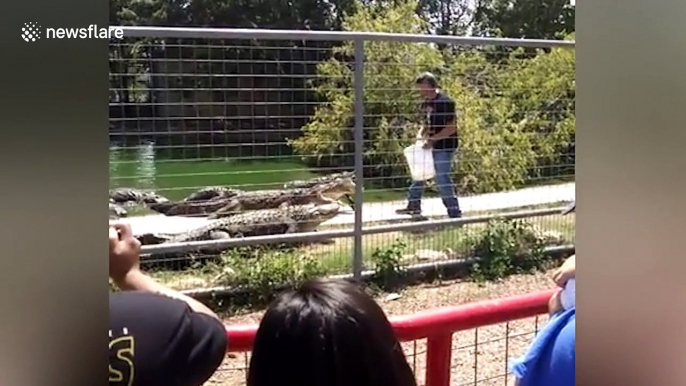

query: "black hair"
xmin=247 ymin=279 xmax=417 ymax=386
xmin=415 ymin=71 xmax=439 ymax=88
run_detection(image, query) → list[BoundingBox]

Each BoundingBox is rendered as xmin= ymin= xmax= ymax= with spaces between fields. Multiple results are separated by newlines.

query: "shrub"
xmin=369 ymin=238 xmax=408 ymax=291
xmin=469 ymin=219 xmax=548 ymax=282
xmin=214 ymin=248 xmax=327 ymax=304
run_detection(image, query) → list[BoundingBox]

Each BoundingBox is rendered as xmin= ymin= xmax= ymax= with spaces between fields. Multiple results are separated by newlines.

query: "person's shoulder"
xmin=110 ymin=290 xmax=186 ymax=308
xmin=439 ymin=93 xmax=455 ymax=104
xmin=434 ymin=93 xmax=455 ymax=107
xmin=110 ymin=291 xmax=191 ymax=326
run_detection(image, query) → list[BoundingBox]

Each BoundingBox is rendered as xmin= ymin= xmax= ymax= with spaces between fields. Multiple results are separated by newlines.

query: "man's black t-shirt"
xmin=424 ymin=93 xmax=458 ymax=150
xmin=109 ymin=291 xmax=228 ymax=386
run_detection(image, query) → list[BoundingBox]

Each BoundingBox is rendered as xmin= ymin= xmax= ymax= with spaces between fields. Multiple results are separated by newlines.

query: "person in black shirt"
xmin=109 ymin=223 xmax=227 ymax=386
xmin=396 ymin=72 xmax=462 ymax=218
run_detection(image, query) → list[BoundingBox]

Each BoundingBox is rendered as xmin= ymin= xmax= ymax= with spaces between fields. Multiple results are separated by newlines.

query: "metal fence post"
xmin=352 ymin=37 xmax=365 ymax=280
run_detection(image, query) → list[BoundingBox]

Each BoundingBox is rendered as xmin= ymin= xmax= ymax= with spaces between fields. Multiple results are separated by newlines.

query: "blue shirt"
xmin=510 ymin=308 xmax=576 ymax=386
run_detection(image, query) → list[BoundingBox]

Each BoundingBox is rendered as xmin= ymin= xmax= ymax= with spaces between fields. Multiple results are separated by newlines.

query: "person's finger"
xmin=551 ymin=270 xmax=563 ymax=286
xmin=112 ymin=222 xmax=133 ymax=240
xmin=109 ymin=227 xmax=119 ymax=248
xmin=554 ymin=273 xmax=568 ymax=287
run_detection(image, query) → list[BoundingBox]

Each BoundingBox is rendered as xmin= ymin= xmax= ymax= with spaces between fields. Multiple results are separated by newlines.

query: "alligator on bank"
xmin=207 ymin=176 xmax=355 ymax=219
xmin=146 ymin=175 xmax=355 ymax=219
xmin=283 ymin=171 xmax=355 ymax=189
xmin=147 ymin=188 xmax=241 ymax=217
xmin=137 ymin=202 xmax=341 ymax=245
xmin=109 ymin=188 xmax=169 ymax=220
xmin=109 ymin=188 xmax=169 ymax=206
xmin=181 ymin=186 xmax=242 ymax=202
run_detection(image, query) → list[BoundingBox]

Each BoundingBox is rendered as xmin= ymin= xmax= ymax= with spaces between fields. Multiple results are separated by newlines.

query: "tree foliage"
xmin=473 ymin=0 xmax=575 ymax=39
xmin=290 ymin=1 xmax=575 ymax=193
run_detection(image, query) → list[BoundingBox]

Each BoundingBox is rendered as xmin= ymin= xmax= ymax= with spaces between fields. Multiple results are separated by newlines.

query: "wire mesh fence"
xmin=108 ymin=27 xmax=575 ymax=293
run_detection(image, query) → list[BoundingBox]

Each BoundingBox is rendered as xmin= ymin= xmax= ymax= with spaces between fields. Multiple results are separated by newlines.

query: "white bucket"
xmin=403 ymin=141 xmax=435 ymax=181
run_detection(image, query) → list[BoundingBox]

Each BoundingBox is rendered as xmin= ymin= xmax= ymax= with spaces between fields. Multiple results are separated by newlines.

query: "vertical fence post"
xmin=425 ymin=333 xmax=453 ymax=386
xmin=352 ymin=37 xmax=365 ymax=280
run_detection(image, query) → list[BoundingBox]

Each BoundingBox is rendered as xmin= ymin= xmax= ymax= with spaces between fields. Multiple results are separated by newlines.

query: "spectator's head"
xmin=415 ymin=72 xmax=439 ymax=99
xmin=247 ymin=279 xmax=417 ymax=386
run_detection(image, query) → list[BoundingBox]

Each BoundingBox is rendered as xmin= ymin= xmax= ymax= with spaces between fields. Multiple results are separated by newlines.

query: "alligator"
xmin=109 ymin=188 xmax=169 ymax=206
xmin=150 ymin=202 xmax=342 ymax=244
xmin=181 ymin=186 xmax=242 ymax=202
xmin=148 ymin=197 xmax=235 ymax=217
xmin=206 ymin=176 xmax=356 ymax=219
xmin=147 ymin=186 xmax=260 ymax=217
xmin=284 ymin=172 xmax=357 ymax=208
xmin=283 ymin=171 xmax=355 ymax=189
xmin=147 ymin=188 xmax=241 ymax=217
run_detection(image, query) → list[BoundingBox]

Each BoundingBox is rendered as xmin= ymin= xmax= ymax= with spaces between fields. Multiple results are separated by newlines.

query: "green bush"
xmin=290 ymin=0 xmax=575 ymax=194
xmin=369 ymin=238 xmax=408 ymax=291
xmin=469 ymin=219 xmax=548 ymax=282
xmin=214 ymin=248 xmax=327 ymax=304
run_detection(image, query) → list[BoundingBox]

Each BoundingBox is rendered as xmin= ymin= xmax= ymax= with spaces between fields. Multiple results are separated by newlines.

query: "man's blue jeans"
xmin=407 ymin=148 xmax=461 ymax=217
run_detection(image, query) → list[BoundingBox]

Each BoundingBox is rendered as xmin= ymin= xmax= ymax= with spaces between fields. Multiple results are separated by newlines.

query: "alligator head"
xmin=141 ymin=191 xmax=169 ymax=204
xmin=297 ymin=202 xmax=341 ymax=233
xmin=317 ymin=176 xmax=357 ymax=200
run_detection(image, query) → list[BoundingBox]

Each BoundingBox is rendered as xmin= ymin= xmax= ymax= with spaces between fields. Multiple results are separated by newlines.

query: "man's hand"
xmin=551 ymin=255 xmax=576 ymax=287
xmin=416 ymin=127 xmax=428 ymax=141
xmin=109 ymin=222 xmax=141 ymax=284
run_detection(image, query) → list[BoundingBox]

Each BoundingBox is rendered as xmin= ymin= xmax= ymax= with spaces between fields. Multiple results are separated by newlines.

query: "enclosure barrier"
xmin=222 ymin=289 xmax=555 ymax=386
xmin=114 ymin=26 xmax=575 ymax=280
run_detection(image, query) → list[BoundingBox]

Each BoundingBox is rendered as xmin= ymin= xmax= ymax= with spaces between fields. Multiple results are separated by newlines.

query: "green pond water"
xmin=108 ymin=142 xmax=406 ymax=202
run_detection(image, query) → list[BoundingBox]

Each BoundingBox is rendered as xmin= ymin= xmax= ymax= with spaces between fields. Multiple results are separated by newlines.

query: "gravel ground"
xmin=207 ymin=269 xmax=556 ymax=386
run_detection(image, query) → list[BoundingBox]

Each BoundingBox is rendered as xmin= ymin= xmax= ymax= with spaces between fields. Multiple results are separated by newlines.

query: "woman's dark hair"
xmin=247 ymin=279 xmax=417 ymax=386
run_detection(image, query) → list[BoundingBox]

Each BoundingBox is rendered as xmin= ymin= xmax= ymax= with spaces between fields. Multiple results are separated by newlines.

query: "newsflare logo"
xmin=22 ymin=22 xmax=41 ymax=42
xmin=21 ymin=23 xmax=124 ymax=43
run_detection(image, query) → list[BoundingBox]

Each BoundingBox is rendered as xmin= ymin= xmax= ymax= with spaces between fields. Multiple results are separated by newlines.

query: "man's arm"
xmin=429 ymin=118 xmax=457 ymax=140
xmin=114 ymin=269 xmax=219 ymax=319
xmin=109 ymin=223 xmax=220 ymax=320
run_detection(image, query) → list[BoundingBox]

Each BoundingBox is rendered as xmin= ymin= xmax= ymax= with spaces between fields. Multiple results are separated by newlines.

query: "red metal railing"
xmin=222 ymin=289 xmax=554 ymax=386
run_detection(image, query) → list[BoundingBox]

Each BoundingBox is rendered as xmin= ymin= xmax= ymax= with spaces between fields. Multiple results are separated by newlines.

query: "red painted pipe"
xmin=425 ymin=333 xmax=454 ymax=386
xmin=224 ymin=289 xmax=554 ymax=352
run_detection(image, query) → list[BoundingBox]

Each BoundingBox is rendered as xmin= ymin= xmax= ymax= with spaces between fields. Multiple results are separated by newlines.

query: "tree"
xmin=472 ymin=0 xmax=575 ymax=39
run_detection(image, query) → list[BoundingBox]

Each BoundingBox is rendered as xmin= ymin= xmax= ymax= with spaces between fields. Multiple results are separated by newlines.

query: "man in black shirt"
xmin=396 ymin=72 xmax=462 ymax=218
xmin=109 ymin=223 xmax=227 ymax=386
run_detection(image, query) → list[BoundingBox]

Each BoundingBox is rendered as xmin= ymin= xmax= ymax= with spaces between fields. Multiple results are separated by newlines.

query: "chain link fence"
xmin=109 ymin=27 xmax=575 ymax=294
